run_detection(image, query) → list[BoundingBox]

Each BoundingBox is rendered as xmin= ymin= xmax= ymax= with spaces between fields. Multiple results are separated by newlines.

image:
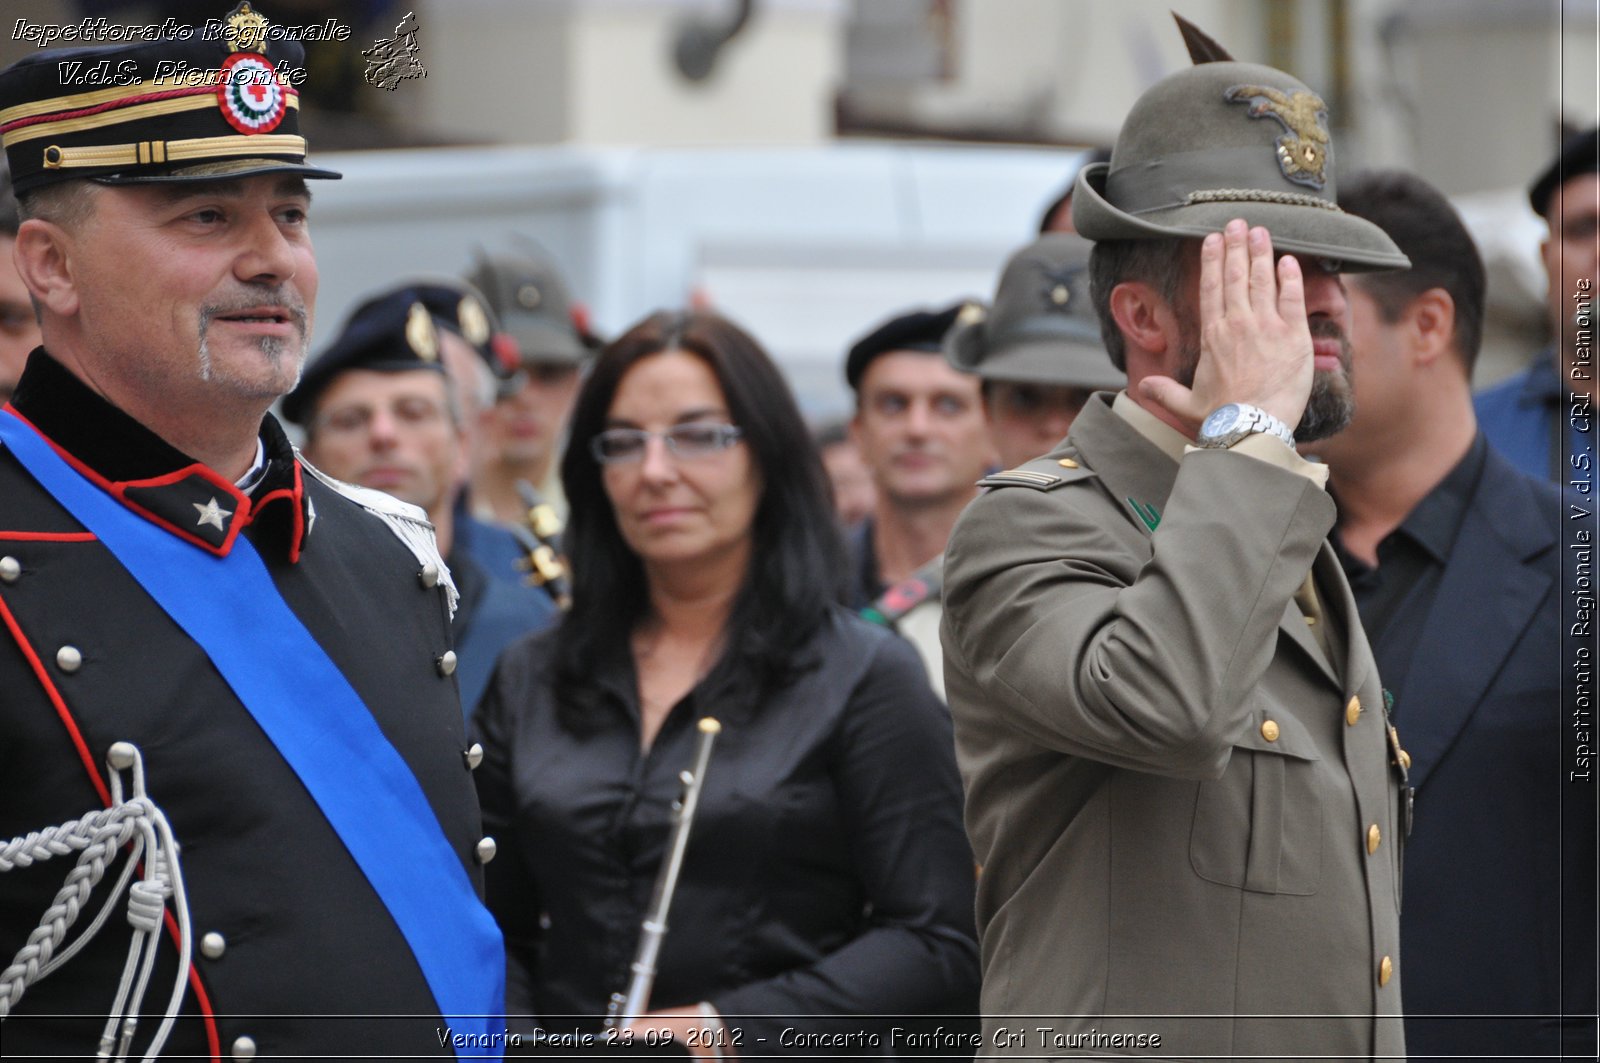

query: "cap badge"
xmin=458 ymin=296 xmax=491 ymax=346
xmin=1041 ymin=265 xmax=1082 ymax=310
xmin=405 ymin=302 xmax=439 ymax=362
xmin=955 ymin=301 xmax=987 ymax=327
xmin=223 ymin=2 xmax=272 ymax=55
xmin=217 ymin=52 xmax=286 ymax=134
xmin=517 ymin=284 xmax=543 ymax=309
xmin=1223 ymin=84 xmax=1330 ymax=189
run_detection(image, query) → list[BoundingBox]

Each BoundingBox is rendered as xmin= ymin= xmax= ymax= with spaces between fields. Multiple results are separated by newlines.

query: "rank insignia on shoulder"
xmin=978 ymin=462 xmax=1091 ymax=491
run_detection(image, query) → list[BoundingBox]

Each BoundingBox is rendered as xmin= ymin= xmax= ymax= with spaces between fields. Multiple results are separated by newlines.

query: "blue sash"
xmin=0 ymin=410 xmax=505 ymax=1058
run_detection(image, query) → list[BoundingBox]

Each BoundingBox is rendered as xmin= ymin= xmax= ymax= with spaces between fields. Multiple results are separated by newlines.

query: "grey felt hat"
xmin=945 ymin=234 xmax=1126 ymax=390
xmin=466 ymin=247 xmax=589 ymax=367
xmin=1071 ymin=61 xmax=1409 ymax=272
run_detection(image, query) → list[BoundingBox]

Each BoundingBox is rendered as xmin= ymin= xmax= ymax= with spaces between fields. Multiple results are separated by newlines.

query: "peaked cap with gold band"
xmin=1071 ymin=60 xmax=1407 ymax=271
xmin=0 ymin=4 xmax=339 ymax=195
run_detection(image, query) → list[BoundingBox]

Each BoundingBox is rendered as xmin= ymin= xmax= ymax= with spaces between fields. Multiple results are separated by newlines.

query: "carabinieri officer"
xmin=0 ymin=5 xmax=504 ymax=1059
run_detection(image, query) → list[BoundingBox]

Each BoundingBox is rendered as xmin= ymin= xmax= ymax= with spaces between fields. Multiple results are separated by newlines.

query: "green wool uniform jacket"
xmin=941 ymin=395 xmax=1407 ymax=1061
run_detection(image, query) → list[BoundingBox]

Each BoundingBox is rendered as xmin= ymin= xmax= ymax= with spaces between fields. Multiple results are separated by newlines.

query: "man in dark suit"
xmin=0 ymin=14 xmax=503 ymax=1059
xmin=1317 ymin=168 xmax=1597 ymax=1058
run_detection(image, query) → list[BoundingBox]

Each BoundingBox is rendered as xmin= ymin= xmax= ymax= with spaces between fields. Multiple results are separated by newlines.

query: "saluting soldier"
xmin=941 ymin=40 xmax=1414 ymax=1059
xmin=0 ymin=10 xmax=503 ymax=1059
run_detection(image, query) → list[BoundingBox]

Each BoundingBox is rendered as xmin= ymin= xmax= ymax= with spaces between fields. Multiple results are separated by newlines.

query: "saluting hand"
xmin=1140 ymin=218 xmax=1314 ymax=435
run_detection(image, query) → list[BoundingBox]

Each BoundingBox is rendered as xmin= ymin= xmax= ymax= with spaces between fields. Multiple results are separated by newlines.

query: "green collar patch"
xmin=1127 ymin=497 xmax=1161 ymax=532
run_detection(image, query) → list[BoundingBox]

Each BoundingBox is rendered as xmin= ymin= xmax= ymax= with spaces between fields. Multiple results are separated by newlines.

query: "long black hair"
xmin=552 ymin=309 xmax=848 ymax=731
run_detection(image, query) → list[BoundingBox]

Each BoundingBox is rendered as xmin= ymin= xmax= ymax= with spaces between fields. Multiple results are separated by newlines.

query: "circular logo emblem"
xmin=217 ymin=52 xmax=286 ymax=134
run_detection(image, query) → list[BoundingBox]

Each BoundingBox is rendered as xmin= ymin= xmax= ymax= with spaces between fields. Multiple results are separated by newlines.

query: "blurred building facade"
xmin=2 ymin=0 xmax=1593 ymax=386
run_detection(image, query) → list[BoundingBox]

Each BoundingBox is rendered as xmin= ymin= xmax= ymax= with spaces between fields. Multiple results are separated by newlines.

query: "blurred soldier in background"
xmin=468 ymin=246 xmax=592 ymax=527
xmin=1476 ymin=126 xmax=1600 ymax=481
xmin=846 ymin=304 xmax=995 ymax=698
xmin=944 ymin=233 xmax=1126 ymax=468
xmin=1321 ymin=169 xmax=1596 ymax=1060
xmin=286 ymin=285 xmax=558 ymax=714
xmin=402 ymin=277 xmax=570 ymax=608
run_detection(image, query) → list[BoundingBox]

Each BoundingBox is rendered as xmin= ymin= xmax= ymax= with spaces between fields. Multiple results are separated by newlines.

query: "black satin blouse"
xmin=472 ymin=607 xmax=980 ymax=1053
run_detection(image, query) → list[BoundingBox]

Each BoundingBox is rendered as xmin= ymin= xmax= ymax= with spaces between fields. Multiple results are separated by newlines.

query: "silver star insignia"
xmin=193 ymin=497 xmax=233 ymax=532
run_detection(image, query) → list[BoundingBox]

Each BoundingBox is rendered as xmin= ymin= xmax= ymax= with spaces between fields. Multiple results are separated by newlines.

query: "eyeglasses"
xmin=590 ymin=422 xmax=744 ymax=465
xmin=314 ymin=396 xmax=450 ymax=437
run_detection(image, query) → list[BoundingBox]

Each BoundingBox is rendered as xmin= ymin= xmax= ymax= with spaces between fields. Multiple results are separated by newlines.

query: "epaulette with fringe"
xmin=297 ymin=456 xmax=459 ymax=617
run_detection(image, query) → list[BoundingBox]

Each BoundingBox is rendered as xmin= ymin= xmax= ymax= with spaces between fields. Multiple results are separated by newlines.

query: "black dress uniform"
xmin=0 ymin=353 xmax=488 ymax=1058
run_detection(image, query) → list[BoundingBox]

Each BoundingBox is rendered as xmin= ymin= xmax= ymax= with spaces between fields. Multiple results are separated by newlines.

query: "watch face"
xmin=1201 ymin=404 xmax=1242 ymax=439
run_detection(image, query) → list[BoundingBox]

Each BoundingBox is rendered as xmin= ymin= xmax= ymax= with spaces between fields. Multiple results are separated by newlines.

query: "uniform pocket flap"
xmin=1230 ymin=711 xmax=1320 ymax=762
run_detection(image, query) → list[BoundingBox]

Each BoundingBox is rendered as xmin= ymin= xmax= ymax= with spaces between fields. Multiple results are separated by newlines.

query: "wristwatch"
xmin=1196 ymin=403 xmax=1297 ymax=449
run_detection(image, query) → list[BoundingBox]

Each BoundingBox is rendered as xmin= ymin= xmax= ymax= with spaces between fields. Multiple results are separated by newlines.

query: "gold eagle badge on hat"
xmin=1224 ymin=84 xmax=1330 ymax=189
xmin=457 ymin=296 xmax=491 ymax=346
xmin=405 ymin=302 xmax=439 ymax=362
xmin=224 ymin=2 xmax=271 ymax=54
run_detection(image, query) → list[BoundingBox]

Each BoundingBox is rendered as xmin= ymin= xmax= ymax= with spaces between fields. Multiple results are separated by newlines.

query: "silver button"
xmin=464 ymin=743 xmax=484 ymax=770
xmin=476 ymin=837 xmax=497 ymax=864
xmin=437 ymin=650 xmax=458 ymax=677
xmin=232 ymin=1035 xmax=257 ymax=1060
xmin=419 ymin=562 xmax=440 ymax=588
xmin=0 ymin=556 xmax=20 ymax=583
xmin=201 ymin=931 xmax=226 ymax=959
xmin=56 ymin=646 xmax=83 ymax=673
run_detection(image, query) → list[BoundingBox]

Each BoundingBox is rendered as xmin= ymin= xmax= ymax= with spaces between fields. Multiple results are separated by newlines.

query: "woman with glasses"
xmin=472 ymin=310 xmax=979 ymax=1055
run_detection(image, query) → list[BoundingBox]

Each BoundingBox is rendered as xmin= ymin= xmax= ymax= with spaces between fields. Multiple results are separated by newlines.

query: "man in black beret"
xmin=286 ymin=284 xmax=558 ymax=715
xmin=1476 ymin=126 xmax=1600 ymax=481
xmin=845 ymin=303 xmax=994 ymax=699
xmin=0 ymin=7 xmax=504 ymax=1057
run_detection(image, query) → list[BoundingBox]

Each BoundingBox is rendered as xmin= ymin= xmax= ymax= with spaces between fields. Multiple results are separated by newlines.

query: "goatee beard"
xmin=1172 ymin=318 xmax=1356 ymax=442
xmin=1294 ymin=321 xmax=1355 ymax=443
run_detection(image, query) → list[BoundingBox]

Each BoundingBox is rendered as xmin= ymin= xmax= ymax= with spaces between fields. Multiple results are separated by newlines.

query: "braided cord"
xmin=0 ymin=743 xmax=192 ymax=1063
xmin=1186 ymin=187 xmax=1343 ymax=211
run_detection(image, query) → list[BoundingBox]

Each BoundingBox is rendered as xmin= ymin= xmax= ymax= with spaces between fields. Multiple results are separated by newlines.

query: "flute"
xmin=605 ymin=717 xmax=721 ymax=1030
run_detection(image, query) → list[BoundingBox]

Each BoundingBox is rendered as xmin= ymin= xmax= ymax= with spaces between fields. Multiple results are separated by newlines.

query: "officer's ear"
xmin=1403 ymin=287 xmax=1458 ymax=370
xmin=13 ymin=217 xmax=81 ymax=319
xmin=1108 ymin=280 xmax=1175 ymax=359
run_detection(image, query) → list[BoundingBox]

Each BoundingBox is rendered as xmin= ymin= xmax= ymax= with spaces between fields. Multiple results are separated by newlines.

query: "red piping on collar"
xmin=4 ymin=407 xmax=250 ymax=557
